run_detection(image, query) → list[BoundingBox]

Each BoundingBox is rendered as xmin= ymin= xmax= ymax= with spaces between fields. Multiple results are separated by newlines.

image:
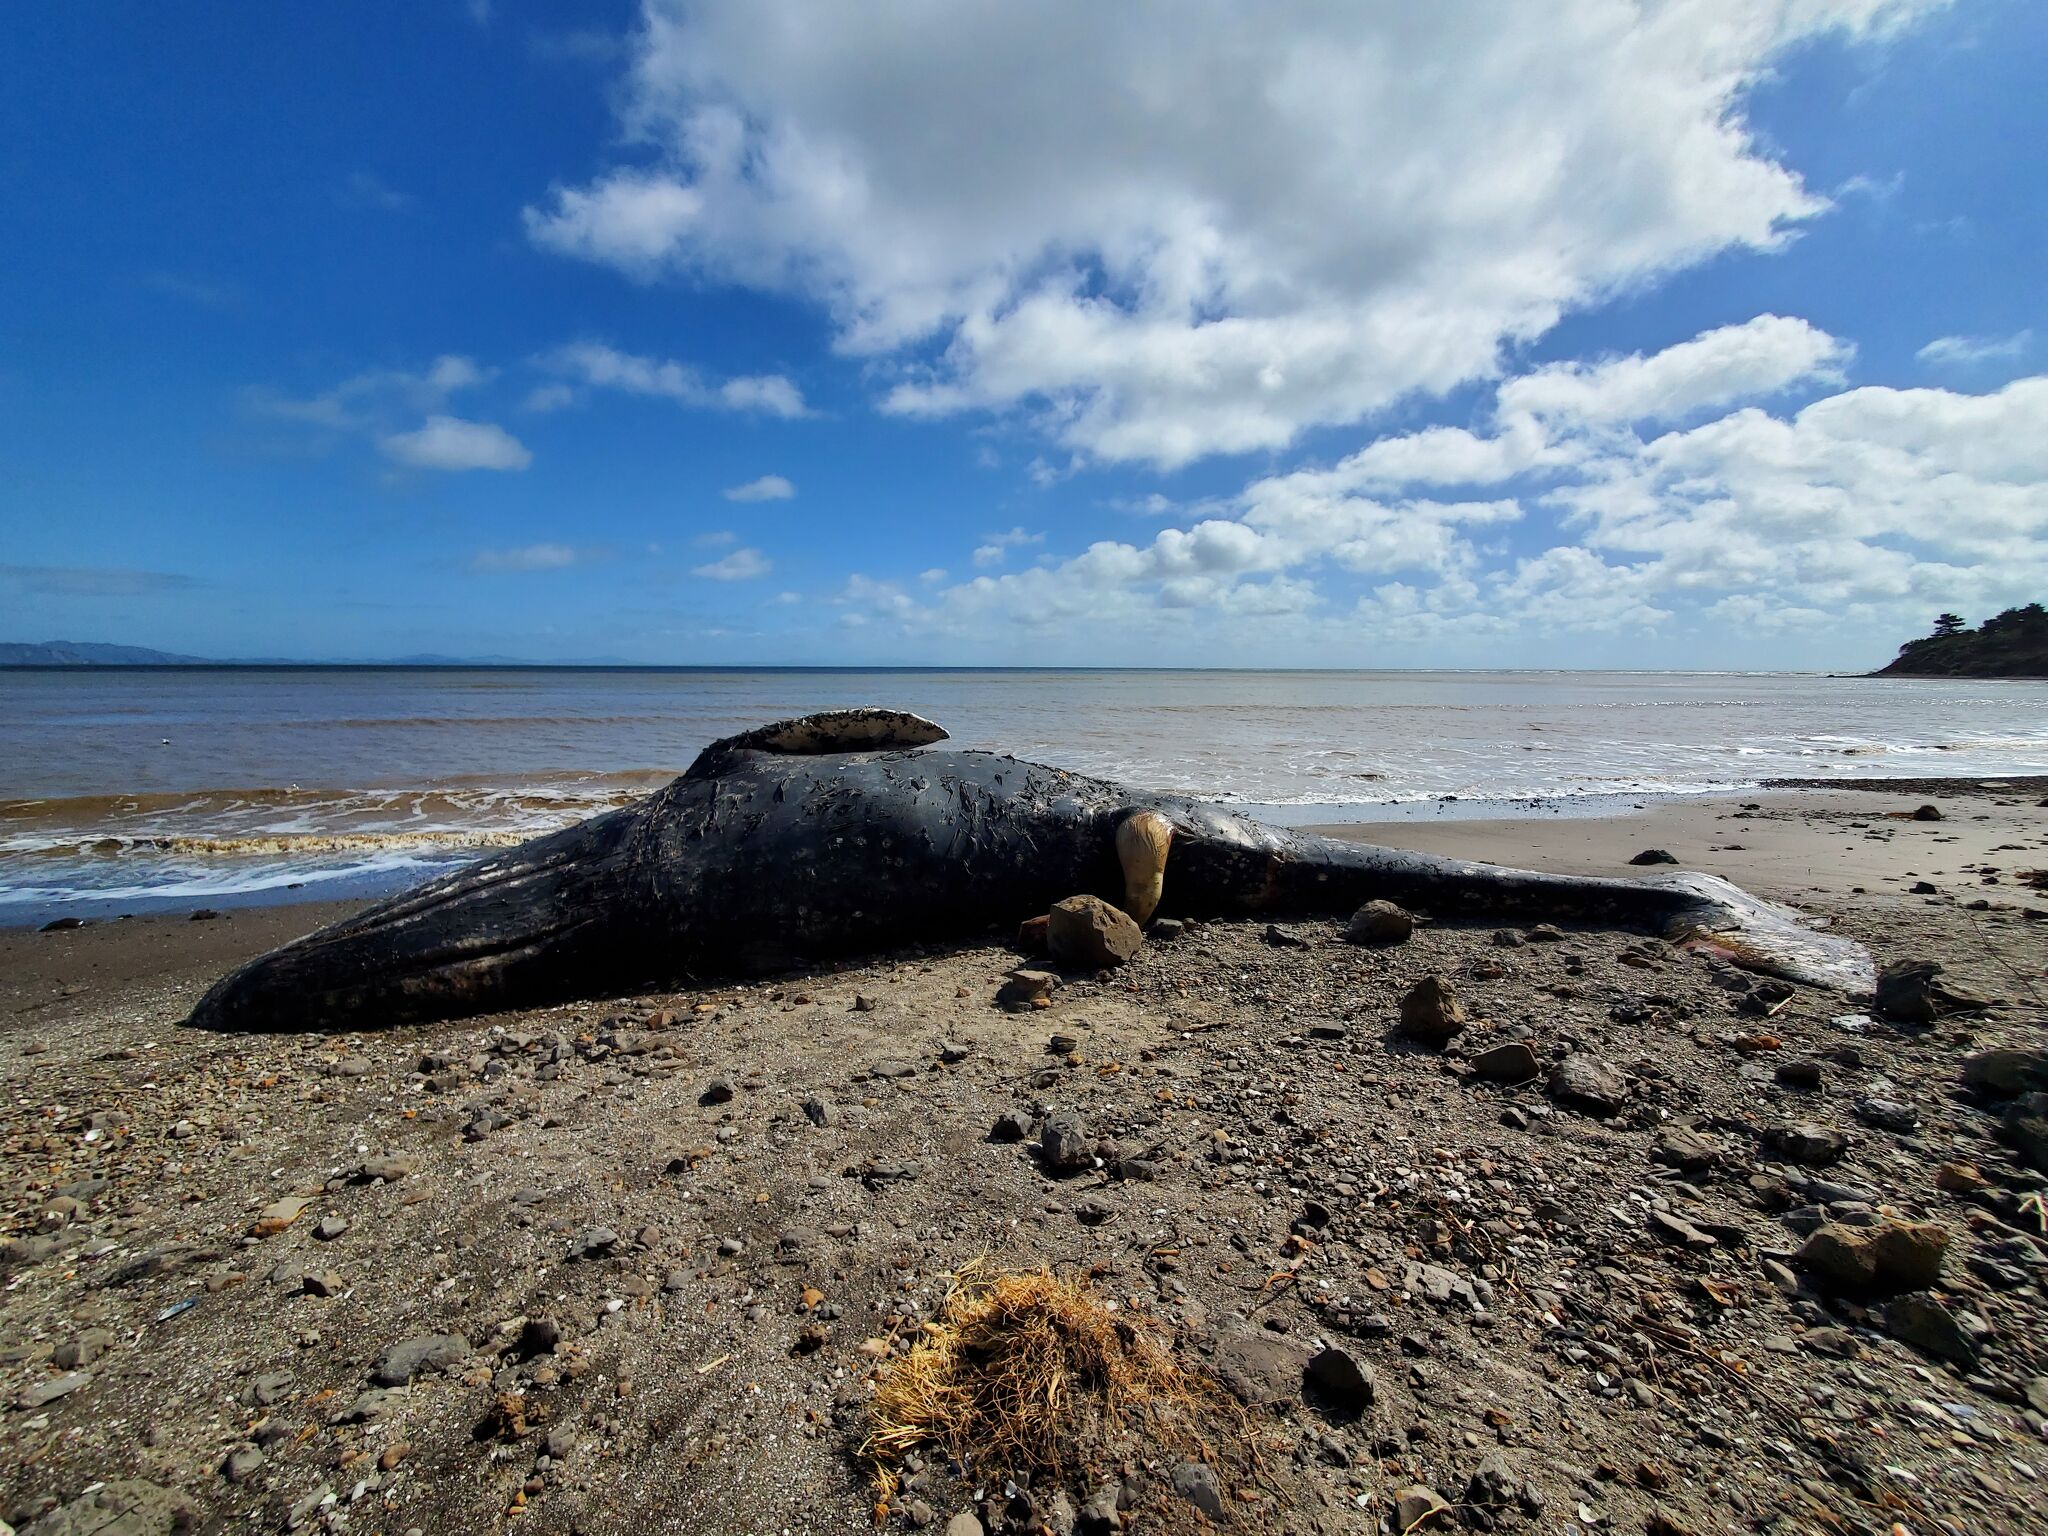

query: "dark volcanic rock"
xmin=1037 ymin=1110 xmax=1094 ymax=1176
xmin=1796 ymin=1219 xmax=1950 ymax=1297
xmin=1470 ymin=1041 xmax=1539 ymax=1082
xmin=1629 ymin=848 xmax=1679 ymax=865
xmin=1874 ymin=959 xmax=1987 ymax=1022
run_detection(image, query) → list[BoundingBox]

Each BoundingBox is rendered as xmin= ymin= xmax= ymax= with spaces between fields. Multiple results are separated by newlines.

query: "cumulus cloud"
xmin=723 ymin=473 xmax=795 ymax=501
xmin=693 ymin=546 xmax=773 ymax=580
xmin=970 ymin=526 xmax=1043 ymax=568
xmin=1916 ymin=330 xmax=2032 ymax=367
xmin=380 ymin=415 xmax=533 ymax=472
xmin=805 ymin=316 xmax=2048 ymax=657
xmin=537 ymin=342 xmax=807 ymax=417
xmin=528 ymin=0 xmax=1943 ymax=466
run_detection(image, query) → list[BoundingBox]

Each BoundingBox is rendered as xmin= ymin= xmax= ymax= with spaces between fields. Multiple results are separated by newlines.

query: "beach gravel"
xmin=0 ymin=777 xmax=2044 ymax=1533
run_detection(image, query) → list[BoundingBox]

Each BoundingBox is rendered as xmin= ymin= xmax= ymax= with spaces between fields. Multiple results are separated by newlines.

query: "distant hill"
xmin=1874 ymin=605 xmax=2048 ymax=678
xmin=0 ymin=640 xmax=211 ymax=666
xmin=0 ymin=641 xmax=637 ymax=667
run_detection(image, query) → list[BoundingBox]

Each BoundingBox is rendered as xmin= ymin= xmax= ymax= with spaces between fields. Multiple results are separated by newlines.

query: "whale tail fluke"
xmin=1641 ymin=871 xmax=1874 ymax=994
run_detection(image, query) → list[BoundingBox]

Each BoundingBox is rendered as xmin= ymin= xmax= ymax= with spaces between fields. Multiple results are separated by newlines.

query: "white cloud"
xmin=254 ymin=354 xmax=490 ymax=432
xmin=529 ymin=0 xmax=1944 ymax=467
xmin=1916 ymin=330 xmax=2033 ymax=367
xmin=379 ymin=415 xmax=533 ymax=472
xmin=970 ymin=526 xmax=1043 ymax=568
xmin=471 ymin=543 xmax=583 ymax=573
xmin=538 ymin=341 xmax=808 ymax=417
xmin=783 ymin=316 xmax=2048 ymax=659
xmin=693 ymin=546 xmax=773 ymax=580
xmin=723 ymin=473 xmax=795 ymax=501
xmin=1497 ymin=315 xmax=1849 ymax=428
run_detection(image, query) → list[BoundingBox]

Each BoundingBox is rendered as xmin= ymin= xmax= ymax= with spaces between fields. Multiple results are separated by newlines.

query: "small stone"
xmin=372 ymin=1333 xmax=470 ymax=1386
xmin=570 ymin=1227 xmax=620 ymax=1260
xmin=1629 ymin=848 xmax=1679 ymax=865
xmin=1398 ymin=974 xmax=1467 ymax=1048
xmin=1393 ymin=1485 xmax=1450 ymax=1533
xmin=17 ymin=1371 xmax=91 ymax=1409
xmin=944 ymin=1515 xmax=985 ymax=1536
xmin=250 ymin=1195 xmax=311 ymax=1238
xmin=1016 ymin=913 xmax=1051 ymax=953
xmin=1047 ymin=895 xmax=1143 ymax=969
xmin=851 ymin=993 xmax=877 ymax=1012
xmin=700 ymin=1077 xmax=736 ymax=1105
xmin=1073 ymin=1196 xmax=1116 ymax=1226
xmin=871 ymin=1058 xmax=918 ymax=1080
xmin=513 ymin=1318 xmax=562 ymax=1360
xmin=356 ymin=1156 xmax=414 ymax=1183
xmin=1470 ymin=1041 xmax=1538 ymax=1082
xmin=222 ymin=1445 xmax=265 ymax=1483
xmin=1911 ymin=803 xmax=1943 ymax=821
xmin=1548 ymin=1053 xmax=1628 ymax=1114
xmin=1039 ymin=1110 xmax=1093 ymax=1176
xmin=302 ymin=1271 xmax=345 ymax=1298
xmin=313 ymin=1215 xmax=348 ymax=1241
xmin=1262 ymin=923 xmax=1309 ymax=948
xmin=800 ymin=1095 xmax=837 ymax=1128
xmin=989 ymin=1109 xmax=1033 ymax=1144
xmin=1764 ymin=1122 xmax=1849 ymax=1166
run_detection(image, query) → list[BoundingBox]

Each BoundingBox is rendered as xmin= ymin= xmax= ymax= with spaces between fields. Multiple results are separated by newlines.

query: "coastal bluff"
xmin=1873 ymin=604 xmax=2048 ymax=678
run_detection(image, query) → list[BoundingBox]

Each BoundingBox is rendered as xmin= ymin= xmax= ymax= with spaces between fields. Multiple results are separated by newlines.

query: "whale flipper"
xmin=685 ymin=708 xmax=948 ymax=780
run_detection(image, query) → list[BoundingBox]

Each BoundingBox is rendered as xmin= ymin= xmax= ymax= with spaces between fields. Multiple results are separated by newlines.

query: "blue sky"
xmin=3 ymin=0 xmax=2043 ymax=667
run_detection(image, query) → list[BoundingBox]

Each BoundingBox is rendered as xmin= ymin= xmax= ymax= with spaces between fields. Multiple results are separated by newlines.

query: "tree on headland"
xmin=1875 ymin=602 xmax=2048 ymax=677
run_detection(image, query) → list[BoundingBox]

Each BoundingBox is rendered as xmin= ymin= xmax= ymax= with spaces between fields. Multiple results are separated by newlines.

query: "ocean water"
xmin=3 ymin=666 xmax=2045 ymax=922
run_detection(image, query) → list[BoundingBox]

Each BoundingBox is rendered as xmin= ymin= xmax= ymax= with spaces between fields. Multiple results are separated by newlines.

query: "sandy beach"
xmin=2 ymin=781 xmax=2045 ymax=1535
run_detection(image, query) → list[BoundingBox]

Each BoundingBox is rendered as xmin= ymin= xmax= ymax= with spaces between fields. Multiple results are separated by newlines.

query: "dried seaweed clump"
xmin=862 ymin=1262 xmax=1229 ymax=1506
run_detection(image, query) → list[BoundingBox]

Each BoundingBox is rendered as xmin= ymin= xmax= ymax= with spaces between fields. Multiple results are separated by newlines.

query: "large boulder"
xmin=1047 ymin=895 xmax=1143 ymax=969
xmin=1874 ymin=959 xmax=1987 ymax=1023
xmin=1795 ymin=1218 xmax=1950 ymax=1297
xmin=1962 ymin=1047 xmax=2048 ymax=1098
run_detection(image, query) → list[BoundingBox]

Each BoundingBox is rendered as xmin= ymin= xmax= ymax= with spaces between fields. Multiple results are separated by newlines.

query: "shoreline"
xmin=8 ymin=774 xmax=2044 ymax=933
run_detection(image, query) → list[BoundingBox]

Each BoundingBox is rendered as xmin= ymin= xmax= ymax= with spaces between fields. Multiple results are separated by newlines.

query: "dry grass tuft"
xmin=862 ymin=1260 xmax=1229 ymax=1505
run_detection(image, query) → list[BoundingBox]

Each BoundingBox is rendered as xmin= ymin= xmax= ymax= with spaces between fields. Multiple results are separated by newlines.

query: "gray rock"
xmin=1038 ymin=1110 xmax=1094 ymax=1176
xmin=1169 ymin=1461 xmax=1224 ymax=1519
xmin=1547 ymin=1052 xmax=1628 ymax=1114
xmin=51 ymin=1330 xmax=114 ymax=1370
xmin=1855 ymin=1096 xmax=1918 ymax=1134
xmin=220 ymin=1445 xmax=265 ymax=1484
xmin=371 ymin=1332 xmax=469 ymax=1387
xmin=800 ymin=1095 xmax=837 ymax=1128
xmin=1880 ymin=1292 xmax=1977 ymax=1364
xmin=1393 ymin=1485 xmax=1450 ymax=1533
xmin=569 ymin=1227 xmax=620 ymax=1260
xmin=1469 ymin=1041 xmax=1538 ymax=1082
xmin=1962 ymin=1047 xmax=2048 ymax=1098
xmin=17 ymin=1372 xmax=90 ymax=1410
xmin=302 ymin=1270 xmax=346 ymax=1298
xmin=943 ymin=1516 xmax=984 ymax=1536
xmin=18 ymin=1480 xmax=197 ymax=1536
xmin=700 ymin=1077 xmax=736 ymax=1105
xmin=989 ymin=1109 xmax=1033 ymax=1144
xmin=1765 ymin=1122 xmax=1849 ymax=1166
